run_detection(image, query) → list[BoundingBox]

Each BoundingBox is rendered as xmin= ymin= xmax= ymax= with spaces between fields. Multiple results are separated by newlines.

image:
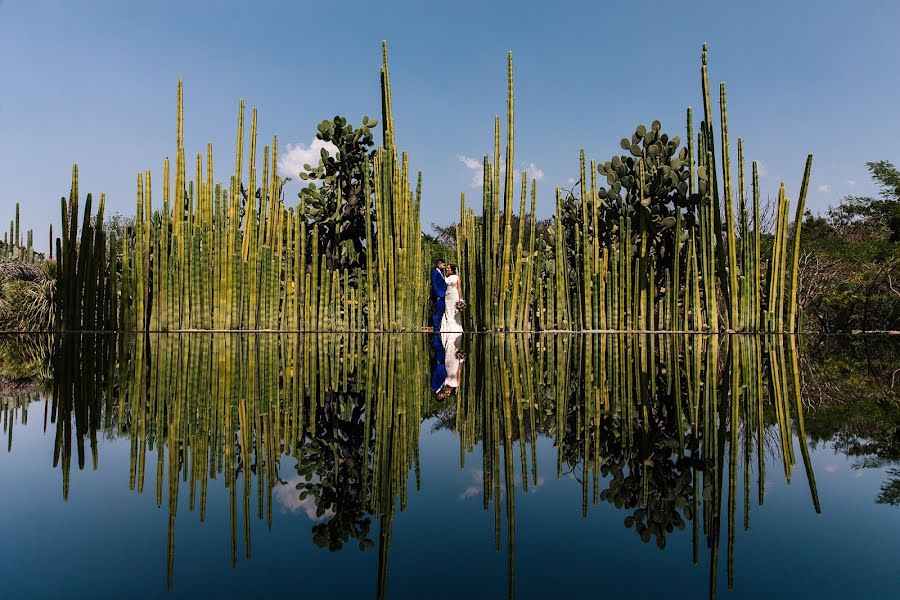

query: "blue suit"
xmin=431 ymin=268 xmax=447 ymax=331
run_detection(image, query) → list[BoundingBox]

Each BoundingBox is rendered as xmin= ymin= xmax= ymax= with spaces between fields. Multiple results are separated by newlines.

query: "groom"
xmin=431 ymin=258 xmax=447 ymax=331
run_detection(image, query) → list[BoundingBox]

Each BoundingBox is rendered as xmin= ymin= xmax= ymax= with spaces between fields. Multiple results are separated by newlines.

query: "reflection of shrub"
xmin=0 ymin=334 xmax=53 ymax=382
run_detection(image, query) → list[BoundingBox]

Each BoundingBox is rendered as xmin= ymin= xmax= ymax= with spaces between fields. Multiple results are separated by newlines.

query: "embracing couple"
xmin=430 ymin=258 xmax=464 ymax=333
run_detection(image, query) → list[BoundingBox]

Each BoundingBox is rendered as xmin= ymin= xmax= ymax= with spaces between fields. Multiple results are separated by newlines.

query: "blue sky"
xmin=2 ymin=0 xmax=899 ymax=251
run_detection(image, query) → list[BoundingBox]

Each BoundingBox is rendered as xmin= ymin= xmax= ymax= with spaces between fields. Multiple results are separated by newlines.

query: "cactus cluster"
xmin=55 ymin=169 xmax=118 ymax=331
xmin=457 ymin=53 xmax=539 ymax=331
xmin=50 ymin=43 xmax=813 ymax=333
xmin=55 ymin=42 xmax=427 ymax=333
xmin=1 ymin=203 xmax=41 ymax=264
xmin=537 ymin=44 xmax=813 ymax=333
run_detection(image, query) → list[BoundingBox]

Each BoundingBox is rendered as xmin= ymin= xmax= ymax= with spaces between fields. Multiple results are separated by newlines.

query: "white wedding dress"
xmin=440 ymin=274 xmax=464 ymax=333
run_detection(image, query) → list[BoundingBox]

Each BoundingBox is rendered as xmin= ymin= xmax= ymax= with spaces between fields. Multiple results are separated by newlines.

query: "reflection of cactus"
xmin=450 ymin=332 xmax=820 ymax=594
xmin=1 ymin=327 xmax=839 ymax=595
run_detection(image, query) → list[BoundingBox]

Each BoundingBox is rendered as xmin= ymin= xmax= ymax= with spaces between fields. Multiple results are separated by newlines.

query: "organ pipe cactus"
xmin=44 ymin=43 xmax=813 ymax=334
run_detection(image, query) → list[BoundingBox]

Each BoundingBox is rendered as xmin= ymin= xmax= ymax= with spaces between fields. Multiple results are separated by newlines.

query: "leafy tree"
xmin=798 ymin=161 xmax=900 ymax=331
xmin=831 ymin=160 xmax=900 ymax=250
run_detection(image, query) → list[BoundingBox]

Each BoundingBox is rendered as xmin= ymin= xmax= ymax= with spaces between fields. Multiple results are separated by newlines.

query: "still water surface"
xmin=0 ymin=333 xmax=898 ymax=598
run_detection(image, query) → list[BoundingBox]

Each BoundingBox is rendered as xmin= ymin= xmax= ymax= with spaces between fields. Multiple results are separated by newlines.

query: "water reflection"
xmin=1 ymin=332 xmax=897 ymax=598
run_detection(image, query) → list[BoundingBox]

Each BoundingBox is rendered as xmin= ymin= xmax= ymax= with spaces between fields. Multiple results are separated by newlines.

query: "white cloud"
xmin=278 ymin=138 xmax=339 ymax=179
xmin=457 ymin=154 xmax=483 ymax=187
xmin=457 ymin=154 xmax=545 ymax=189
xmin=847 ymin=179 xmax=856 ymax=187
xmin=522 ymin=162 xmax=545 ymax=182
xmin=458 ymin=155 xmax=481 ymax=170
xmin=817 ymin=184 xmax=831 ymax=193
xmin=756 ymin=161 xmax=769 ymax=179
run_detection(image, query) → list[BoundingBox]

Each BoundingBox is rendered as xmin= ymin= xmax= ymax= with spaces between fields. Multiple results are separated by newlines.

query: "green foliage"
xmin=297 ymin=115 xmax=378 ymax=271
xmin=552 ymin=121 xmax=691 ymax=278
xmin=799 ymin=161 xmax=900 ymax=331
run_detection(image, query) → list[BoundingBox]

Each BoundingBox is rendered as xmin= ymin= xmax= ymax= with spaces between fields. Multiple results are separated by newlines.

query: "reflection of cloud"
xmin=458 ymin=468 xmax=545 ymax=500
xmin=274 ymin=475 xmax=335 ymax=521
xmin=458 ymin=469 xmax=484 ymax=501
xmin=523 ymin=476 xmax=545 ymax=495
xmin=460 ymin=486 xmax=480 ymax=500
xmin=824 ymin=464 xmax=838 ymax=473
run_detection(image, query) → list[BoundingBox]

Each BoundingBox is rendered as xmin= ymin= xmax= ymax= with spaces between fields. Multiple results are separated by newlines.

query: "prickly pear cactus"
xmin=596 ymin=120 xmax=701 ymax=260
xmin=296 ymin=115 xmax=379 ymax=272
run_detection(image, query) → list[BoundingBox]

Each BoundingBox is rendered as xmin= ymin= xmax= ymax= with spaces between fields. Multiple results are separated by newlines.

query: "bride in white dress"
xmin=440 ymin=264 xmax=464 ymax=334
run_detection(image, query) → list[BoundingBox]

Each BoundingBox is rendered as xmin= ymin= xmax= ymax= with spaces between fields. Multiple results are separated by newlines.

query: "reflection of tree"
xmin=9 ymin=328 xmax=900 ymax=600
xmin=456 ymin=335 xmax=824 ymax=597
xmin=293 ymin=392 xmax=376 ymax=551
xmin=594 ymin=409 xmax=700 ymax=549
xmin=802 ymin=336 xmax=900 ymax=507
xmin=877 ymin=469 xmax=900 ymax=506
xmin=549 ymin=342 xmax=711 ymax=551
xmin=0 ymin=333 xmax=53 ymax=384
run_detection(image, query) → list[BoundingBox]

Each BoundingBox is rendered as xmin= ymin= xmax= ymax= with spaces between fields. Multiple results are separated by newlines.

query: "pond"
xmin=0 ymin=333 xmax=898 ymax=598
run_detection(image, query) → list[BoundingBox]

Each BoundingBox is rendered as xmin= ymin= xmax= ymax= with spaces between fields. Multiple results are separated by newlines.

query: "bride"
xmin=440 ymin=264 xmax=464 ymax=333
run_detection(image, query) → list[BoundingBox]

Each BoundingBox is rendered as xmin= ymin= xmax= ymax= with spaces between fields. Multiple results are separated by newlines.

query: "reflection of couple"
xmin=431 ymin=259 xmax=464 ymax=399
xmin=430 ymin=332 xmax=463 ymax=399
xmin=430 ymin=259 xmax=463 ymax=334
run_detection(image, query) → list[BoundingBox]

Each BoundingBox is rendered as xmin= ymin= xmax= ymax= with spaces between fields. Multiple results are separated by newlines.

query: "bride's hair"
xmin=448 ymin=264 xmax=458 ymax=275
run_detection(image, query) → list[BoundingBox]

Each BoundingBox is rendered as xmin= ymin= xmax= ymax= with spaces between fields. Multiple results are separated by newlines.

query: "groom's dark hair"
xmin=434 ymin=258 xmax=445 ymax=267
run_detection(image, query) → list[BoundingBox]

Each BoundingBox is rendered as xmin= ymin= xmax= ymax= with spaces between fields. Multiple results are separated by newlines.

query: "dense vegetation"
xmin=0 ymin=203 xmax=53 ymax=332
xmin=798 ymin=161 xmax=900 ymax=332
